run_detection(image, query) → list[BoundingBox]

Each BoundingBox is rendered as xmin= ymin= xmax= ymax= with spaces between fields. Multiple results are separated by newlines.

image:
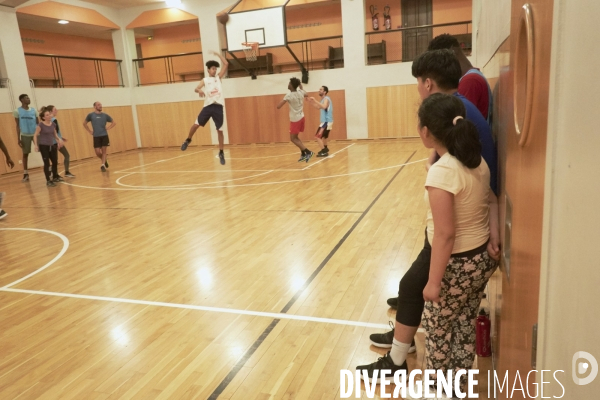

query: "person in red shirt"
xmin=428 ymin=34 xmax=492 ymax=123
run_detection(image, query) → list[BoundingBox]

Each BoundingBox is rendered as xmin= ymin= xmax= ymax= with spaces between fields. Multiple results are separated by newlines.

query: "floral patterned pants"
xmin=422 ymin=245 xmax=498 ymax=387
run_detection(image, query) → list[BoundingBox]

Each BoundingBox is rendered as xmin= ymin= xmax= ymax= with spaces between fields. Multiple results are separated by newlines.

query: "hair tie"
xmin=453 ymin=116 xmax=464 ymax=125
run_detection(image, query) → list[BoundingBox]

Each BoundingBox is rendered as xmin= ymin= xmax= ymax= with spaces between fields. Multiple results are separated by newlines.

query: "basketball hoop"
xmin=242 ymin=42 xmax=259 ymax=61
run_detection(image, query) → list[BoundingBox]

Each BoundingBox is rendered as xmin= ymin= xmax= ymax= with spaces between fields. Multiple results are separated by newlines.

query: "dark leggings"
xmin=59 ymin=145 xmax=70 ymax=172
xmin=39 ymin=144 xmax=58 ymax=181
xmin=395 ymin=232 xmax=489 ymax=327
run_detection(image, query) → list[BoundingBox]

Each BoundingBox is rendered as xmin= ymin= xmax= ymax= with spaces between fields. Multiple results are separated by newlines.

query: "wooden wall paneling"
xmin=495 ymin=0 xmax=554 ymax=395
xmin=136 ymin=101 xmax=211 ymax=148
xmin=225 ymin=90 xmax=347 ymax=145
xmin=101 ymin=106 xmax=137 ymax=153
xmin=367 ymin=85 xmax=420 ymax=138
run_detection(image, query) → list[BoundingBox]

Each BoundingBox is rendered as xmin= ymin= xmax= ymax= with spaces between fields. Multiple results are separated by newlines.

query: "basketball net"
xmin=242 ymin=42 xmax=259 ymax=61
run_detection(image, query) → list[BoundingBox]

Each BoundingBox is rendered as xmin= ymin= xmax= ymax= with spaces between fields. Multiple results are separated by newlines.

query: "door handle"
xmin=513 ymin=4 xmax=535 ymax=147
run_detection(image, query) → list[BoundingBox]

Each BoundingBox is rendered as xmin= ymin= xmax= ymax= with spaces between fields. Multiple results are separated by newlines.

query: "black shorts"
xmin=93 ymin=135 xmax=110 ymax=148
xmin=315 ymin=122 xmax=331 ymax=139
xmin=196 ymin=104 xmax=224 ymax=130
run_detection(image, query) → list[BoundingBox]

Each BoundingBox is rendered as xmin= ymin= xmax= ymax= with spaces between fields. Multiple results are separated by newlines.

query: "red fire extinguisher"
xmin=383 ymin=5 xmax=391 ymax=30
xmin=370 ymin=5 xmax=380 ymax=31
xmin=476 ymin=294 xmax=492 ymax=357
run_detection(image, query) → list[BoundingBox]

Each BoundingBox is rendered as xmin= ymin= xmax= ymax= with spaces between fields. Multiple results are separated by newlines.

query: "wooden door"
xmin=401 ymin=0 xmax=432 ymax=61
xmin=495 ymin=0 xmax=554 ymax=396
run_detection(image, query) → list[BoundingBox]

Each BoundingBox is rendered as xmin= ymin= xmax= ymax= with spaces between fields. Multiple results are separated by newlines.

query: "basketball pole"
xmin=226 ymin=50 xmax=257 ymax=80
xmin=285 ymin=45 xmax=309 ymax=83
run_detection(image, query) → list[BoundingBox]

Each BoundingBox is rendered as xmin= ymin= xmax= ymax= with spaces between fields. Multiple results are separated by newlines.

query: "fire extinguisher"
xmin=476 ymin=294 xmax=492 ymax=357
xmin=383 ymin=5 xmax=391 ymax=30
xmin=370 ymin=5 xmax=380 ymax=31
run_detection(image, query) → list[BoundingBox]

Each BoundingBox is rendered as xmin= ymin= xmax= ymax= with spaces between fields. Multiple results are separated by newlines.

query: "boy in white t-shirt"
xmin=277 ymin=77 xmax=313 ymax=162
xmin=181 ymin=51 xmax=229 ymax=165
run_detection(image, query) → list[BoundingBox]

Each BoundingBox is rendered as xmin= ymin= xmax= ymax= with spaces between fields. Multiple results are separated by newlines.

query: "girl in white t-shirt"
xmin=409 ymin=93 xmax=499 ymax=398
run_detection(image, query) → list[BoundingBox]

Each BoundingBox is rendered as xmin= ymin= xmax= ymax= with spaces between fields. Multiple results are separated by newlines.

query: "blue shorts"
xmin=196 ymin=104 xmax=224 ymax=130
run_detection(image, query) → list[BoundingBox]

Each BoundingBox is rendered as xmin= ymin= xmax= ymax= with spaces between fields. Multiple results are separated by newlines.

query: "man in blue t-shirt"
xmin=13 ymin=94 xmax=38 ymax=182
xmin=83 ymin=101 xmax=116 ymax=172
xmin=357 ymin=49 xmax=501 ymax=383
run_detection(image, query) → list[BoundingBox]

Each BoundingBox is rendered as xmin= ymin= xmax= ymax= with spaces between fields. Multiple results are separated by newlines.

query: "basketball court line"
xmin=208 ymin=151 xmax=417 ymax=399
xmin=0 ymin=228 xmax=394 ymax=330
xmin=301 ymin=143 xmax=355 ymax=170
xmin=114 ymin=170 xmax=275 ymax=189
xmin=59 ymin=158 xmax=427 ymax=191
xmin=114 ymin=148 xmax=212 ymax=173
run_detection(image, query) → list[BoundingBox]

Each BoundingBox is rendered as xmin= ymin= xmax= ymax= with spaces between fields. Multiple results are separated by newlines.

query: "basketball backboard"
xmin=224 ymin=6 xmax=287 ymax=52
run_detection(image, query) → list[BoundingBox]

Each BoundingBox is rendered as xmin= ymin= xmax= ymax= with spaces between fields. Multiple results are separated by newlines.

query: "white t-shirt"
xmin=203 ymin=76 xmax=224 ymax=107
xmin=283 ymin=89 xmax=306 ymax=122
xmin=425 ymin=152 xmax=490 ymax=253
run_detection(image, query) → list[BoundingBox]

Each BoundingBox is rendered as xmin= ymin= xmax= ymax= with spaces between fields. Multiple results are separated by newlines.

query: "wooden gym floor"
xmin=0 ymin=140 xmax=491 ymax=399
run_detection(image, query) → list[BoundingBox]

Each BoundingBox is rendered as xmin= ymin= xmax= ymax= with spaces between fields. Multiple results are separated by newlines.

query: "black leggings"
xmin=39 ymin=144 xmax=58 ymax=181
xmin=59 ymin=145 xmax=70 ymax=172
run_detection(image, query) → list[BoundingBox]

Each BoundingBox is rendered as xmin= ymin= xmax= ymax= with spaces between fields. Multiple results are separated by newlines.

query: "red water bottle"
xmin=476 ymin=295 xmax=492 ymax=357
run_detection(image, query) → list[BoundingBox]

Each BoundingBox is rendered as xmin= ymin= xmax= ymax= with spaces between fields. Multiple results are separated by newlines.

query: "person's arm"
xmin=487 ymin=190 xmax=501 ymax=260
xmin=213 ymin=51 xmax=229 ymax=79
xmin=276 ymin=99 xmax=287 ymax=110
xmin=33 ymin=125 xmax=41 ymax=152
xmin=106 ymin=116 xmax=116 ymax=131
xmin=307 ymin=97 xmax=329 ymax=110
xmin=83 ymin=116 xmax=93 ymax=135
xmin=195 ymin=80 xmax=206 ymax=97
xmin=53 ymin=127 xmax=63 ymax=148
xmin=423 ymin=187 xmax=456 ymax=303
xmin=0 ymin=137 xmax=14 ymax=169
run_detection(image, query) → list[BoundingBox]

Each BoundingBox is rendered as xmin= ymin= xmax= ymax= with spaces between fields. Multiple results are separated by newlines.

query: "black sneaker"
xmin=387 ymin=296 xmax=399 ymax=309
xmin=369 ymin=322 xmax=417 ymax=352
xmin=105 ymin=160 xmax=109 ymax=168
xmin=298 ymin=153 xmax=306 ymax=162
xmin=53 ymin=176 xmax=64 ymax=182
xmin=304 ymin=150 xmax=314 ymax=162
xmin=46 ymin=180 xmax=56 ymax=187
xmin=316 ymin=149 xmax=328 ymax=157
xmin=22 ymin=174 xmax=29 ymax=182
xmin=219 ymin=152 xmax=226 ymax=165
xmin=101 ymin=165 xmax=106 ymax=172
xmin=356 ymin=352 xmax=409 ymax=384
xmin=181 ymin=140 xmax=190 ymax=151
xmin=64 ymin=171 xmax=75 ymax=178
xmin=0 ymin=210 xmax=7 ymax=220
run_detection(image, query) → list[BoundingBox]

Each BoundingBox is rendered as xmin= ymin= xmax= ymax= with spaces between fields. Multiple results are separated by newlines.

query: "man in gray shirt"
xmin=83 ymin=101 xmax=116 ymax=172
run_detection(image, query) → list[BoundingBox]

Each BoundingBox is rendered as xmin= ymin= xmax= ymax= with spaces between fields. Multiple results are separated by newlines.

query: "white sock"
xmin=390 ymin=338 xmax=411 ymax=366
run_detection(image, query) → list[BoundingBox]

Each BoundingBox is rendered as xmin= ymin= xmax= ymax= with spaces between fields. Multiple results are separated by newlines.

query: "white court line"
xmin=0 ymin=228 xmax=70 ymax=290
xmin=221 ymin=152 xmax=300 ymax=160
xmin=115 ymin=149 xmax=211 ymax=173
xmin=115 ymin=170 xmax=274 ymax=189
xmin=302 ymin=143 xmax=355 ymax=170
xmin=60 ymin=158 xmax=428 ymax=191
xmin=0 ymin=288 xmax=392 ymax=329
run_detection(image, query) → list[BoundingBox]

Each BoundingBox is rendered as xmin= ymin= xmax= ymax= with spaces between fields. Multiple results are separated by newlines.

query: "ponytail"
xmin=418 ymin=93 xmax=482 ymax=169
xmin=444 ymin=118 xmax=481 ymax=168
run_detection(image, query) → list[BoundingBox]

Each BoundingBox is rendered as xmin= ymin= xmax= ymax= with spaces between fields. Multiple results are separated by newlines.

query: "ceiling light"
xmin=58 ymin=20 xmax=69 ymax=24
xmin=165 ymin=0 xmax=182 ymax=7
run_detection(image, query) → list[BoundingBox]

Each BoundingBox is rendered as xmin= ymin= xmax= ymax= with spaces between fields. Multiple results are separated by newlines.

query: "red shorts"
xmin=290 ymin=117 xmax=305 ymax=135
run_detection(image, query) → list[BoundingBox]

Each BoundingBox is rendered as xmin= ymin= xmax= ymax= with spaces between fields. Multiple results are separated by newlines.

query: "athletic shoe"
xmin=100 ymin=165 xmax=106 ymax=172
xmin=356 ymin=352 xmax=409 ymax=384
xmin=181 ymin=141 xmax=189 ymax=151
xmin=0 ymin=210 xmax=6 ymax=220
xmin=387 ymin=296 xmax=399 ymax=309
xmin=316 ymin=149 xmax=328 ymax=157
xmin=53 ymin=176 xmax=64 ymax=182
xmin=64 ymin=172 xmax=75 ymax=178
xmin=219 ymin=152 xmax=226 ymax=165
xmin=105 ymin=160 xmax=109 ymax=168
xmin=369 ymin=322 xmax=417 ymax=352
xmin=304 ymin=151 xmax=314 ymax=162
xmin=46 ymin=180 xmax=56 ymax=187
xmin=298 ymin=154 xmax=306 ymax=162
xmin=22 ymin=174 xmax=29 ymax=182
